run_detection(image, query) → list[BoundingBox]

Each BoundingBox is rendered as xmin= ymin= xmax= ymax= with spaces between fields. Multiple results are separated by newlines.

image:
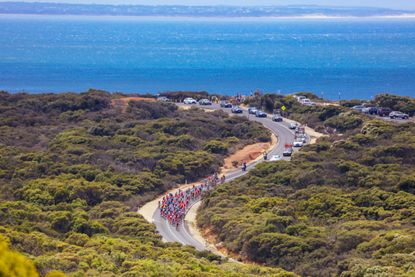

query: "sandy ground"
xmin=178 ymin=105 xmax=215 ymax=113
xmin=111 ymin=97 xmax=156 ymax=112
xmin=221 ymin=134 xmax=277 ymax=174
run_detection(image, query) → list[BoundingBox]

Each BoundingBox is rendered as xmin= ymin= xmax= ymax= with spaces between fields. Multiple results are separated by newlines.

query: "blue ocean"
xmin=1 ymin=15 xmax=415 ymax=99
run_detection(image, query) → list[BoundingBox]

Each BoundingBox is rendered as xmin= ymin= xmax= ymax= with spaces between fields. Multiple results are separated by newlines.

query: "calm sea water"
xmin=1 ymin=15 xmax=415 ymax=99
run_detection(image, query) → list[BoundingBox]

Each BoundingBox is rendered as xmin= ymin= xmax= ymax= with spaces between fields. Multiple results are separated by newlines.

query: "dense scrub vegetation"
xmin=199 ymin=94 xmax=415 ymax=276
xmin=372 ymin=94 xmax=415 ymax=116
xmin=0 ymin=234 xmax=40 ymax=277
xmin=0 ymin=91 xmax=297 ymax=276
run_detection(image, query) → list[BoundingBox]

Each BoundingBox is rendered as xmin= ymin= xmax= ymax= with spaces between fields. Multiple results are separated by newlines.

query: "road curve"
xmin=139 ymin=103 xmax=299 ymax=252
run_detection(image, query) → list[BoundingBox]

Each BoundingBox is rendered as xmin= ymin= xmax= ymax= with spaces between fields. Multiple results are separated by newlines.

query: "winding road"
xmin=139 ymin=103 xmax=306 ymax=253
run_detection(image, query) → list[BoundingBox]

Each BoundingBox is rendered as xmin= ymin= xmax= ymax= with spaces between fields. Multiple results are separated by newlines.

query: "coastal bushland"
xmin=198 ymin=93 xmax=415 ymax=276
xmin=0 ymin=90 xmax=298 ymax=276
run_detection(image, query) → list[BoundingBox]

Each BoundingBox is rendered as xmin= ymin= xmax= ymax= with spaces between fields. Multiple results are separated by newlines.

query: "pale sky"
xmin=2 ymin=0 xmax=415 ymax=10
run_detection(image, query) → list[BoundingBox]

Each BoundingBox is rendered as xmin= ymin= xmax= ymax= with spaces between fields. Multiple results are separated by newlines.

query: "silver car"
xmin=389 ymin=111 xmax=409 ymax=119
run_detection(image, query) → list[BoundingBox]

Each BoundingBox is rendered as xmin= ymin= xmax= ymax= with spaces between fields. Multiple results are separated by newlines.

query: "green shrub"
xmin=204 ymin=140 xmax=228 ymax=154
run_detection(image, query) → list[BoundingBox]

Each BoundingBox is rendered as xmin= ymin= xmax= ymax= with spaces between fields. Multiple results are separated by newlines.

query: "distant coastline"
xmin=2 ymin=13 xmax=415 ymax=21
xmin=1 ymin=2 xmax=415 ymax=18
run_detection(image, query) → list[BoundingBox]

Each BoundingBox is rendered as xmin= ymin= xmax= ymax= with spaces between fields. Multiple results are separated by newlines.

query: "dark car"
xmin=220 ymin=101 xmax=232 ymax=108
xmin=231 ymin=106 xmax=243 ymax=114
xmin=272 ymin=115 xmax=283 ymax=122
xmin=255 ymin=110 xmax=267 ymax=118
xmin=377 ymin=107 xmax=392 ymax=117
xmin=283 ymin=148 xmax=293 ymax=157
xmin=362 ymin=107 xmax=378 ymax=115
xmin=368 ymin=107 xmax=378 ymax=115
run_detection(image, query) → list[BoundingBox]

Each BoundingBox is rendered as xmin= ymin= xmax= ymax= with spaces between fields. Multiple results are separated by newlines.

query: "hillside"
xmin=0 ymin=90 xmax=296 ymax=276
xmin=197 ymin=93 xmax=415 ymax=276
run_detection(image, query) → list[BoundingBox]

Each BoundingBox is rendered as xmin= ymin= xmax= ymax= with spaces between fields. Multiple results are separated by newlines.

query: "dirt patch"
xmin=178 ymin=105 xmax=215 ymax=113
xmin=221 ymin=134 xmax=278 ymax=174
xmin=178 ymin=105 xmax=192 ymax=111
xmin=112 ymin=97 xmax=156 ymax=112
xmin=315 ymin=101 xmax=340 ymax=107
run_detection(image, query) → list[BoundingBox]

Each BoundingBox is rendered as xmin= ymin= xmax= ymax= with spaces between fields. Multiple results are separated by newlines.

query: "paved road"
xmin=150 ymin=103 xmax=298 ymax=251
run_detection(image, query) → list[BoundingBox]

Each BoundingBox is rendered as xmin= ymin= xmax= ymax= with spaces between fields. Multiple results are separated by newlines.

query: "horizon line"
xmin=0 ymin=1 xmax=412 ymax=11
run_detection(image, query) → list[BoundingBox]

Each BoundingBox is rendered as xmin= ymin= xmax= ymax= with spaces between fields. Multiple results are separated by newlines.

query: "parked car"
xmin=269 ymin=155 xmax=282 ymax=161
xmin=351 ymin=105 xmax=365 ymax=112
xmin=297 ymin=134 xmax=307 ymax=143
xmin=389 ymin=111 xmax=409 ymax=119
xmin=283 ymin=148 xmax=293 ymax=157
xmin=296 ymin=95 xmax=307 ymax=101
xmin=199 ymin=99 xmax=212 ymax=105
xmin=293 ymin=140 xmax=303 ymax=147
xmin=289 ymin=123 xmax=298 ymax=130
xmin=220 ymin=101 xmax=232 ymax=108
xmin=157 ymin=96 xmax=169 ymax=102
xmin=300 ymin=99 xmax=315 ymax=106
xmin=183 ymin=97 xmax=197 ymax=104
xmin=248 ymin=107 xmax=258 ymax=114
xmin=272 ymin=115 xmax=283 ymax=122
xmin=231 ymin=106 xmax=243 ymax=114
xmin=377 ymin=107 xmax=392 ymax=117
xmin=255 ymin=110 xmax=267 ymax=118
xmin=362 ymin=107 xmax=378 ymax=115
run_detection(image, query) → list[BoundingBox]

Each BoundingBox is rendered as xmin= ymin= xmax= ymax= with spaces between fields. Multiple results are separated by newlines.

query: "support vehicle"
xmin=293 ymin=140 xmax=303 ymax=147
xmin=255 ymin=110 xmax=267 ymax=118
xmin=269 ymin=155 xmax=282 ymax=161
xmin=272 ymin=115 xmax=283 ymax=122
xmin=283 ymin=148 xmax=293 ymax=157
